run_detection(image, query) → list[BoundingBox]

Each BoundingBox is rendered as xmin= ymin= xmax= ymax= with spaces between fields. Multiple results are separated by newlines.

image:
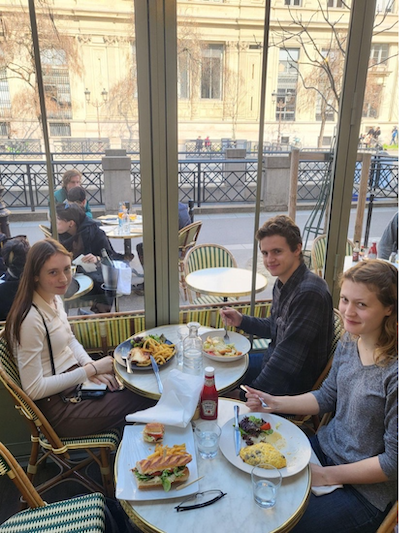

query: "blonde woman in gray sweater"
xmin=244 ymin=260 xmax=397 ymax=533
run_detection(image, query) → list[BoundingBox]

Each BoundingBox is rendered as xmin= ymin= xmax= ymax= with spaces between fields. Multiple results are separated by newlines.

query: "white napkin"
xmin=73 ymin=254 xmax=97 ymax=273
xmin=310 ymin=448 xmax=343 ymax=496
xmin=125 ymin=369 xmax=203 ymax=427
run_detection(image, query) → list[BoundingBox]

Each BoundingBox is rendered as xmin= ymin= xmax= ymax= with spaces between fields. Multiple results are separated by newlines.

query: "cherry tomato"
xmin=260 ymin=422 xmax=271 ymax=431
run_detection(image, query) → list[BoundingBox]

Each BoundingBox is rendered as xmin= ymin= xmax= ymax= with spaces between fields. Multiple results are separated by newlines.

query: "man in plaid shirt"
xmin=222 ymin=215 xmax=333 ymax=396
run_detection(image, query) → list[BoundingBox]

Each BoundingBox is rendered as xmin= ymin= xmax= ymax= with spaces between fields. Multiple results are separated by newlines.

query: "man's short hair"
xmin=256 ymin=215 xmax=302 ymax=252
xmin=67 ymin=186 xmax=86 ymax=203
xmin=62 ymin=169 xmax=82 ymax=188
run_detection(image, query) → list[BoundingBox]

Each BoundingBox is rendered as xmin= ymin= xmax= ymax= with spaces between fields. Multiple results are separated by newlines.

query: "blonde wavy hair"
xmin=339 ymin=259 xmax=398 ymax=366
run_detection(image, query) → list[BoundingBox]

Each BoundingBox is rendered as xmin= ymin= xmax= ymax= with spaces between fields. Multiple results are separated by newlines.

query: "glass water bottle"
xmin=182 ymin=322 xmax=203 ymax=375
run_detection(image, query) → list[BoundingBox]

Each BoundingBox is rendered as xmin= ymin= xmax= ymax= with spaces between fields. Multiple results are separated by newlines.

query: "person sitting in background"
xmin=134 ymin=202 xmax=192 ymax=294
xmin=4 ymin=238 xmax=154 ymax=437
xmin=378 ymin=212 xmax=398 ymax=261
xmin=66 ymin=186 xmax=102 ymax=227
xmin=56 ymin=203 xmax=124 ymax=313
xmin=244 ymin=260 xmax=397 ymax=533
xmin=0 ymin=237 xmax=30 ymax=320
xmin=54 ymin=169 xmax=92 ymax=218
xmin=221 ymin=215 xmax=333 ymax=397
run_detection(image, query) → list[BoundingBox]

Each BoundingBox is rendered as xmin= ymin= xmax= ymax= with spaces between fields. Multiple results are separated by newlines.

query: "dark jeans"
xmin=291 ymin=436 xmax=392 ymax=533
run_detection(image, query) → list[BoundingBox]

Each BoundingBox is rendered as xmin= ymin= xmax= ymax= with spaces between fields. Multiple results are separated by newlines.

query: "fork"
xmin=222 ymin=306 xmax=230 ymax=342
xmin=240 ymin=384 xmax=268 ymax=408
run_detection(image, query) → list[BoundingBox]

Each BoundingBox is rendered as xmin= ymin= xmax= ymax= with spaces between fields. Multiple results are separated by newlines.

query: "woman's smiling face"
xmin=339 ymin=279 xmax=393 ymax=340
xmin=34 ymin=252 xmax=72 ymax=303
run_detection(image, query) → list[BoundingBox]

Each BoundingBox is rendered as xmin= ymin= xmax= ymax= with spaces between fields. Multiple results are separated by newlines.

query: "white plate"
xmin=200 ymin=329 xmax=250 ymax=362
xmin=219 ymin=413 xmax=311 ymax=478
xmin=116 ymin=424 xmax=199 ymax=501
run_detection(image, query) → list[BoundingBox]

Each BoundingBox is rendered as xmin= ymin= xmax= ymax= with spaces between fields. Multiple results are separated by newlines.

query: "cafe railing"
xmin=0 ymin=153 xmax=397 ymax=211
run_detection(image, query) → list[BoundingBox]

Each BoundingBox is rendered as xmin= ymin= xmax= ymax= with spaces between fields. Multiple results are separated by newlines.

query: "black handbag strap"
xmin=32 ymin=303 xmax=56 ymax=376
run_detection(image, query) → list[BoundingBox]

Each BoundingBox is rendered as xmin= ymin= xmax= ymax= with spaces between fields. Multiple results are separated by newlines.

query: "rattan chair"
xmin=0 ymin=442 xmax=106 ymax=532
xmin=0 ymin=331 xmax=119 ymax=499
xmin=183 ymin=243 xmax=238 ymax=304
xmin=376 ymin=501 xmax=398 ymax=533
xmin=311 ymin=235 xmax=354 ymax=277
xmin=38 ymin=225 xmax=52 ymax=239
xmin=178 ymin=220 xmax=202 ymax=300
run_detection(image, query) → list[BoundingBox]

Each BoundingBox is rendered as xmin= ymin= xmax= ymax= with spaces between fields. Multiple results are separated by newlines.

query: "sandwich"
xmin=132 ymin=444 xmax=192 ymax=492
xmin=143 ymin=422 xmax=165 ymax=443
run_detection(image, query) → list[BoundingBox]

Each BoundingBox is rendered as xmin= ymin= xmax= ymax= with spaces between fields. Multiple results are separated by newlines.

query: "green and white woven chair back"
xmin=312 ymin=236 xmax=327 ymax=273
xmin=0 ymin=452 xmax=10 ymax=478
xmin=178 ymin=221 xmax=202 ymax=251
xmin=0 ymin=337 xmax=39 ymax=423
xmin=330 ymin=309 xmax=344 ymax=358
xmin=0 ymin=493 xmax=106 ymax=532
xmin=0 ymin=337 xmax=21 ymax=388
xmin=186 ymin=244 xmax=236 ymax=274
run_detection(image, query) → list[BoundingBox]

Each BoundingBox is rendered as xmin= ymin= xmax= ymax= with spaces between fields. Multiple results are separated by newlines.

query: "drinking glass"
xmin=251 ymin=463 xmax=282 ymax=509
xmin=194 ymin=421 xmax=221 ymax=459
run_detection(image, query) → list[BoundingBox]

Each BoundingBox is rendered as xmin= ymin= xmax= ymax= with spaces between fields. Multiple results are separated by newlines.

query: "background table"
xmin=185 ymin=267 xmax=268 ymax=300
xmin=100 ymin=224 xmax=143 ymax=256
xmin=117 ymin=398 xmax=311 ymax=533
xmin=114 ymin=324 xmax=249 ymax=400
xmin=63 ymin=273 xmax=94 ymax=302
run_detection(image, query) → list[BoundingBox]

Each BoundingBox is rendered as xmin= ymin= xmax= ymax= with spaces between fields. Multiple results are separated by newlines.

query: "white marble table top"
xmin=117 ymin=398 xmax=311 ymax=533
xmin=100 ymin=224 xmax=143 ymax=239
xmin=185 ymin=267 xmax=268 ymax=298
xmin=114 ymin=325 xmax=249 ymax=400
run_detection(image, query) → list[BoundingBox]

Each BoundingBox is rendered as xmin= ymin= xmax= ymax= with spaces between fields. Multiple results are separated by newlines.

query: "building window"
xmin=276 ymin=48 xmax=299 ymax=121
xmin=327 ymin=0 xmax=344 ymax=7
xmin=49 ymin=122 xmax=71 ymax=136
xmin=178 ymin=49 xmax=190 ymax=99
xmin=369 ymin=44 xmax=389 ymax=67
xmin=375 ymin=0 xmax=393 ymax=12
xmin=284 ymin=0 xmax=302 ymax=5
xmin=41 ymin=49 xmax=72 ymax=120
xmin=322 ymin=136 xmax=332 ymax=146
xmin=0 ymin=68 xmax=11 ymax=116
xmin=0 ymin=122 xmax=10 ymax=136
xmin=201 ymin=44 xmax=223 ymax=99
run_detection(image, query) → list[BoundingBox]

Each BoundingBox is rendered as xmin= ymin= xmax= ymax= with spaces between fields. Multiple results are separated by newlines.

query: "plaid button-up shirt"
xmin=241 ymin=262 xmax=333 ymax=395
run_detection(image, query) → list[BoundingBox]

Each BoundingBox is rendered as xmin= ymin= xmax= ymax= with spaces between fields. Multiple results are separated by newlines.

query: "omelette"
xmin=239 ymin=442 xmax=287 ymax=469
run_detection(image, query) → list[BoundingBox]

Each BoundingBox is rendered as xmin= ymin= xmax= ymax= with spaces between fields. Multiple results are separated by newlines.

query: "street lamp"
xmin=271 ymin=91 xmax=285 ymax=146
xmin=84 ymin=87 xmax=108 ymax=138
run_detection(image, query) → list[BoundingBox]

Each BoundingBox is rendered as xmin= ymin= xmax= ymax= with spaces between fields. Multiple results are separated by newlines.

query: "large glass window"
xmin=41 ymin=49 xmax=72 ymax=120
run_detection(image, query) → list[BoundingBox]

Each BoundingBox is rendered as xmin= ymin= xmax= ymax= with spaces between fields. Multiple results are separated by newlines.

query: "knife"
xmin=150 ymin=355 xmax=163 ymax=394
xmin=234 ymin=405 xmax=241 ymax=456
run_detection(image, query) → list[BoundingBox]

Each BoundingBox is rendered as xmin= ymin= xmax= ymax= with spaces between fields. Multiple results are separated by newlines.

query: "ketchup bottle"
xmin=368 ymin=242 xmax=377 ymax=259
xmin=200 ymin=367 xmax=218 ymax=420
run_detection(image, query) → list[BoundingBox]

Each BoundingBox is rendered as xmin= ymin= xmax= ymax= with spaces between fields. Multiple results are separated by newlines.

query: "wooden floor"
xmin=0 ymin=453 xmax=141 ymax=532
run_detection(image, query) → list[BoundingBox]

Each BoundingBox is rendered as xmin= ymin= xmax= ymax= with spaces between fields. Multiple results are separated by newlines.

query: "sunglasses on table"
xmin=174 ymin=489 xmax=227 ymax=512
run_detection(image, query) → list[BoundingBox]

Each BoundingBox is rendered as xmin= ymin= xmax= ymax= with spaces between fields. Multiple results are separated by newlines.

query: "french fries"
xmin=130 ymin=336 xmax=176 ymax=367
xmin=147 ymin=443 xmax=188 ymax=459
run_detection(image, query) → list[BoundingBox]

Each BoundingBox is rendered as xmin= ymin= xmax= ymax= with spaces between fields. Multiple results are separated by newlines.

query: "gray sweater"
xmin=313 ymin=333 xmax=398 ymax=511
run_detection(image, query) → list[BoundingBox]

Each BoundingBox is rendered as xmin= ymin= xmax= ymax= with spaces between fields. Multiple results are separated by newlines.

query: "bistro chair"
xmin=0 ymin=331 xmax=120 ymax=499
xmin=178 ymin=220 xmax=202 ymax=300
xmin=38 ymin=225 xmax=52 ymax=239
xmin=183 ymin=243 xmax=238 ymax=304
xmin=0 ymin=442 xmax=106 ymax=532
xmin=311 ymin=235 xmax=354 ymax=277
xmin=376 ymin=501 xmax=398 ymax=533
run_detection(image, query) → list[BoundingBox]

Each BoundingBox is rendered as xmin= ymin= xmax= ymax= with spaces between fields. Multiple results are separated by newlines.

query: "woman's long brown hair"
xmin=340 ymin=259 xmax=398 ymax=365
xmin=5 ymin=238 xmax=71 ymax=347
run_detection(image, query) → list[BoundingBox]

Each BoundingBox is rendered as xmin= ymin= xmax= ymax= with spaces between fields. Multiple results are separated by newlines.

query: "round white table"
xmin=117 ymin=398 xmax=311 ymax=533
xmin=113 ymin=325 xmax=249 ymax=400
xmin=185 ymin=267 xmax=268 ymax=300
xmin=100 ymin=224 xmax=143 ymax=256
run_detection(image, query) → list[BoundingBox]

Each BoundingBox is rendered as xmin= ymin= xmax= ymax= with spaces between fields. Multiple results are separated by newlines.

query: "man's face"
xmin=259 ymin=235 xmax=301 ymax=284
xmin=66 ymin=175 xmax=81 ymax=191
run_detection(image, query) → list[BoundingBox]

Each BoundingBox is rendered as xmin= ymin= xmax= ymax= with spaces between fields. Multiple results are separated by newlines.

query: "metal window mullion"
xmin=324 ymin=0 xmax=376 ymax=304
xmin=135 ymin=0 xmax=179 ymax=327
